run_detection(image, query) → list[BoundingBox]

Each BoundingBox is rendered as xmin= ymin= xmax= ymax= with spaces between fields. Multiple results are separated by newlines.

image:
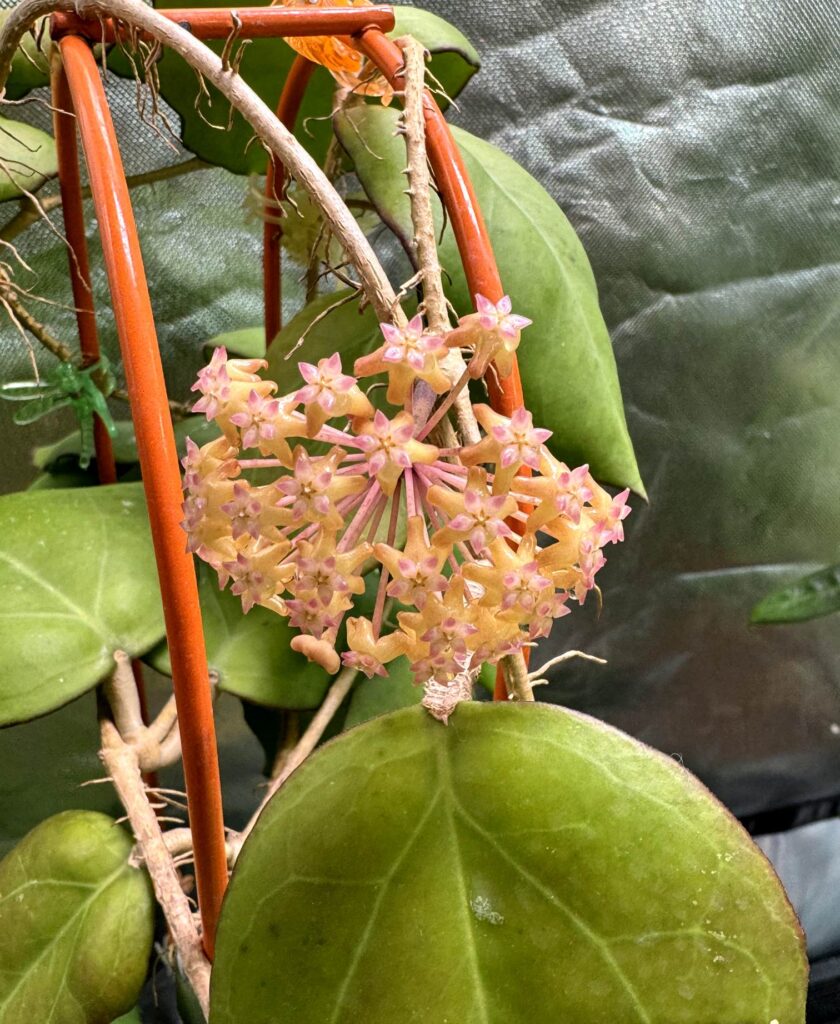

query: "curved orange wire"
xmin=58 ymin=34 xmax=228 ymax=954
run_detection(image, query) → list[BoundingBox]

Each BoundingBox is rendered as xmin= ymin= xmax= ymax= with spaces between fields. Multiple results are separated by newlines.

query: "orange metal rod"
xmin=59 ymin=33 xmax=228 ymax=953
xmin=50 ymin=57 xmax=117 ymax=484
xmin=51 ymin=6 xmax=394 ymax=42
xmin=264 ymin=54 xmax=315 ymax=346
xmin=52 ymin=57 xmax=158 ymax=758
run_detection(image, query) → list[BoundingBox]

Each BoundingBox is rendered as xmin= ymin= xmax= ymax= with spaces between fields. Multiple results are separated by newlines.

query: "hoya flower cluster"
xmin=181 ymin=295 xmax=630 ymax=688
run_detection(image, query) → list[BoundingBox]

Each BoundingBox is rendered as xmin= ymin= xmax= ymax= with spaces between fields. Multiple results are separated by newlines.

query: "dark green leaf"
xmin=137 ymin=2 xmax=478 ymax=175
xmin=211 ymin=703 xmax=806 ymax=1023
xmin=147 ymin=561 xmax=330 ymax=710
xmin=27 ymin=467 xmax=97 ymax=490
xmin=0 ymin=116 xmax=57 ymax=203
xmin=334 ymin=104 xmax=643 ymax=495
xmin=0 ymin=811 xmax=154 ymax=1023
xmin=343 ymin=656 xmax=420 ymax=729
xmin=1 ymin=15 xmax=51 ymax=100
xmin=0 ymin=693 xmax=119 ymax=859
xmin=0 ymin=484 xmax=165 ymax=724
xmin=751 ymin=563 xmax=840 ymax=624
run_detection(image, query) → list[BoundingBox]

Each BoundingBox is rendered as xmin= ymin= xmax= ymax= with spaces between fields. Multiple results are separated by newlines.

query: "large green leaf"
xmin=0 ymin=116 xmax=57 ymax=203
xmin=751 ymin=564 xmax=840 ymax=624
xmin=0 ymin=693 xmax=119 ymax=859
xmin=334 ymin=104 xmax=643 ymax=495
xmin=211 ymin=703 xmax=806 ymax=1023
xmin=137 ymin=3 xmax=478 ymax=175
xmin=0 ymin=811 xmax=154 ymax=1023
xmin=0 ymin=484 xmax=165 ymax=724
xmin=147 ymin=561 xmax=330 ymax=710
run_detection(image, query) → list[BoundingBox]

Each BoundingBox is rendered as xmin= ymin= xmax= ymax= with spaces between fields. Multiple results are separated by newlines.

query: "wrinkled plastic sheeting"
xmin=419 ymin=0 xmax=840 ymax=816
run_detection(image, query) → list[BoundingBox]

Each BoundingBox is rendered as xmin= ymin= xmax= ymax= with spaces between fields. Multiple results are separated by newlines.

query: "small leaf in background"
xmin=390 ymin=7 xmax=479 ymax=104
xmin=211 ymin=704 xmax=806 ymax=1023
xmin=33 ymin=421 xmax=141 ymax=471
xmin=32 ymin=417 xmax=220 ymax=476
xmin=265 ymin=287 xmax=383 ymax=392
xmin=343 ymin=656 xmax=420 ymax=730
xmin=0 ymin=484 xmax=165 ymax=724
xmin=334 ymin=104 xmax=643 ymax=496
xmin=146 ymin=561 xmax=331 ymax=710
xmin=0 ymin=116 xmax=57 ymax=203
xmin=0 ymin=811 xmax=154 ymax=1024
xmin=0 ymin=15 xmax=51 ymax=100
xmin=134 ymin=2 xmax=478 ymax=174
xmin=111 ymin=1009 xmax=142 ymax=1024
xmin=751 ymin=563 xmax=840 ymax=625
xmin=203 ymin=326 xmax=267 ymax=362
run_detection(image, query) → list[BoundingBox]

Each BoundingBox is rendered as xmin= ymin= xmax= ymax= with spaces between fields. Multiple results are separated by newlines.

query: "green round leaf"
xmin=211 ymin=703 xmax=806 ymax=1023
xmin=335 ymin=104 xmax=643 ymax=496
xmin=0 ymin=116 xmax=57 ymax=203
xmin=147 ymin=561 xmax=330 ymax=710
xmin=751 ymin=563 xmax=840 ymax=624
xmin=0 ymin=811 xmax=154 ymax=1023
xmin=0 ymin=484 xmax=165 ymax=724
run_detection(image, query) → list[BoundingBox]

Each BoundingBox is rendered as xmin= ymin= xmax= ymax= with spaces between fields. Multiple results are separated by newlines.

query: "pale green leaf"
xmin=211 ymin=704 xmax=806 ymax=1023
xmin=203 ymin=326 xmax=266 ymax=362
xmin=0 ymin=116 xmax=57 ymax=203
xmin=0 ymin=811 xmax=154 ymax=1024
xmin=334 ymin=104 xmax=643 ymax=496
xmin=0 ymin=484 xmax=165 ymax=724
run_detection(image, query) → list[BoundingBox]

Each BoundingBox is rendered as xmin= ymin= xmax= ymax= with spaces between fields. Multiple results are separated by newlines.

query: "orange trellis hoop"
xmin=47 ymin=5 xmax=522 ymax=953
